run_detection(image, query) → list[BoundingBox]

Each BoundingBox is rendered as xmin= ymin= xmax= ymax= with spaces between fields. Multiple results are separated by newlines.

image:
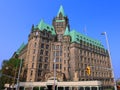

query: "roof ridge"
xmin=16 ymin=42 xmax=26 ymax=54
xmin=70 ymin=30 xmax=104 ymax=48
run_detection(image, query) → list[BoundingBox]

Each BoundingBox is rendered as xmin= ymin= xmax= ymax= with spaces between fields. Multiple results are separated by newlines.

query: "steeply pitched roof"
xmin=57 ymin=5 xmax=65 ymax=17
xmin=34 ymin=19 xmax=56 ymax=35
xmin=16 ymin=43 xmax=26 ymax=54
xmin=69 ymin=30 xmax=104 ymax=48
xmin=64 ymin=26 xmax=70 ymax=36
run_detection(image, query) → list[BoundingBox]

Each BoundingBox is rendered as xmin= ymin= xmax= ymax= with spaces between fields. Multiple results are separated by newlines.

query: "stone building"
xmin=15 ymin=5 xmax=114 ymax=88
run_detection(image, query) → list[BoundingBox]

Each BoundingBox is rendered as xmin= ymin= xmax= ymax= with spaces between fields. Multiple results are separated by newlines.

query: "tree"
xmin=0 ymin=58 xmax=21 ymax=89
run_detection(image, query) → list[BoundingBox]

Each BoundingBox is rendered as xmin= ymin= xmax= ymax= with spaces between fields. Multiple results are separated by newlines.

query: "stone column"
xmin=63 ymin=86 xmax=65 ymax=90
xmin=83 ymin=87 xmax=85 ymax=90
xmin=89 ymin=86 xmax=91 ymax=90
xmin=69 ymin=86 xmax=72 ymax=90
xmin=97 ymin=86 xmax=99 ymax=90
xmin=56 ymin=86 xmax=58 ymax=90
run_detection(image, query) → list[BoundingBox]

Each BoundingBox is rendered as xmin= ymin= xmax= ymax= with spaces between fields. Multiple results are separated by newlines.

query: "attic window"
xmin=77 ymin=38 xmax=79 ymax=41
xmin=47 ymin=26 xmax=49 ymax=29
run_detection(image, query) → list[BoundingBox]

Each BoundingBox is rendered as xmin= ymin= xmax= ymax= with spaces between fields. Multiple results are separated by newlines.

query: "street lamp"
xmin=16 ymin=58 xmax=22 ymax=90
xmin=101 ymin=32 xmax=117 ymax=90
xmin=54 ymin=45 xmax=56 ymax=90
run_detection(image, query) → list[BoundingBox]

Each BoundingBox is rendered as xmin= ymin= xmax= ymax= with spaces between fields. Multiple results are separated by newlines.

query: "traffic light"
xmin=86 ymin=66 xmax=91 ymax=76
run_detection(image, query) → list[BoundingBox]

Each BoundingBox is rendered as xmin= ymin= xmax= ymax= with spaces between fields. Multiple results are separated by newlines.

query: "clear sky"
xmin=0 ymin=0 xmax=120 ymax=79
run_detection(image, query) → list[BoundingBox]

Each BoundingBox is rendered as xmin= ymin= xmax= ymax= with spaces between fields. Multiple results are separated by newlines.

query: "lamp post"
xmin=101 ymin=32 xmax=117 ymax=90
xmin=16 ymin=58 xmax=22 ymax=90
xmin=54 ymin=45 xmax=56 ymax=90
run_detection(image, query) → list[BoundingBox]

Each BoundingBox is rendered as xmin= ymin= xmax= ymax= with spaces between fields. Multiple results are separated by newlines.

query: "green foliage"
xmin=0 ymin=58 xmax=21 ymax=90
xmin=33 ymin=87 xmax=39 ymax=90
xmin=117 ymin=82 xmax=120 ymax=85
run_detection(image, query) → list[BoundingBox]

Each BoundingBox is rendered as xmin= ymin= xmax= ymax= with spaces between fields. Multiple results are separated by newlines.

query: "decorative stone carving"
xmin=44 ymin=71 xmax=65 ymax=81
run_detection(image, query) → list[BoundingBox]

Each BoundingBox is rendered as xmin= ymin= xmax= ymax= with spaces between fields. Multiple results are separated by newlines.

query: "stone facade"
xmin=16 ymin=6 xmax=114 ymax=88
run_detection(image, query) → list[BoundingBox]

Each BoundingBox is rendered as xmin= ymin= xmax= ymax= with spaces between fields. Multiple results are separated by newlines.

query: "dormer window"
xmin=47 ymin=26 xmax=49 ymax=29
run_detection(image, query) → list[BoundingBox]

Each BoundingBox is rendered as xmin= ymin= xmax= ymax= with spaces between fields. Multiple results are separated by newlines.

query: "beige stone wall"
xmin=18 ymin=13 xmax=114 ymax=87
xmin=69 ymin=42 xmax=114 ymax=86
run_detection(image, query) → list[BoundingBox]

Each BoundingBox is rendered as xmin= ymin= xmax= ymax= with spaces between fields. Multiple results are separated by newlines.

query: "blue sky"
xmin=0 ymin=0 xmax=120 ymax=79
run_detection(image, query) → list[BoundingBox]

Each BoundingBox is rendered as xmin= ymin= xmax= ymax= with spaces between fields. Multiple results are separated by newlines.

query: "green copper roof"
xmin=16 ymin=43 xmax=26 ymax=54
xmin=37 ymin=19 xmax=44 ymax=30
xmin=64 ymin=26 xmax=70 ymax=36
xmin=69 ymin=30 xmax=104 ymax=48
xmin=57 ymin=5 xmax=65 ymax=17
xmin=34 ymin=19 xmax=56 ymax=35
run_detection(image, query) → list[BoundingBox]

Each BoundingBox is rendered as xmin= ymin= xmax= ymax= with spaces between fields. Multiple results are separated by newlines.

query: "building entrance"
xmin=47 ymin=85 xmax=57 ymax=90
xmin=47 ymin=85 xmax=52 ymax=90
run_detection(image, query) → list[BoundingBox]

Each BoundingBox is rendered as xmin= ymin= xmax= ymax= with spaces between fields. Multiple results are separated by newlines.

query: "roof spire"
xmin=38 ymin=19 xmax=44 ymax=30
xmin=64 ymin=26 xmax=70 ymax=36
xmin=57 ymin=5 xmax=65 ymax=17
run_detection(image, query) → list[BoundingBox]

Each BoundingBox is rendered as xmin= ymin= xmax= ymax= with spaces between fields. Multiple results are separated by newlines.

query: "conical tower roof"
xmin=37 ymin=19 xmax=44 ymax=30
xmin=57 ymin=5 xmax=65 ymax=17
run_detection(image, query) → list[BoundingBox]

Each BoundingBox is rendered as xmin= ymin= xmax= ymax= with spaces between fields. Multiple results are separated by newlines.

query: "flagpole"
xmin=101 ymin=32 xmax=117 ymax=90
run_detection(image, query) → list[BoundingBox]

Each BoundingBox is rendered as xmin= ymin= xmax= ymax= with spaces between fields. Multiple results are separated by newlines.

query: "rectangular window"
xmin=41 ymin=38 xmax=44 ymax=43
xmin=45 ymin=51 xmax=48 ymax=56
xmin=60 ymin=51 xmax=62 ymax=56
xmin=46 ymin=39 xmax=49 ymax=43
xmin=38 ymin=70 xmax=41 ymax=76
xmin=52 ymin=45 xmax=55 ymax=50
xmin=56 ymin=58 xmax=59 ymax=62
xmin=45 ymin=57 xmax=48 ymax=62
xmin=53 ymin=51 xmax=56 ymax=56
xmin=56 ymin=45 xmax=59 ymax=50
xmin=60 ymin=64 xmax=62 ymax=69
xmin=32 ymin=56 xmax=35 ymax=61
xmin=64 ymin=67 xmax=66 ymax=71
xmin=41 ymin=44 xmax=44 ymax=48
xmin=56 ymin=64 xmax=59 ymax=69
xmin=39 ymin=63 xmax=42 ymax=68
xmin=56 ymin=51 xmax=59 ymax=56
xmin=60 ymin=58 xmax=62 ymax=62
xmin=31 ymin=70 xmax=33 ymax=76
xmin=39 ymin=56 xmax=43 ymax=62
xmin=32 ymin=63 xmax=34 ymax=68
xmin=44 ymin=64 xmax=47 ymax=69
xmin=40 ymin=50 xmax=43 ymax=55
xmin=64 ymin=60 xmax=66 ymax=64
xmin=46 ymin=45 xmax=49 ymax=49
xmin=34 ymin=42 xmax=37 ymax=48
xmin=33 ymin=49 xmax=36 ymax=54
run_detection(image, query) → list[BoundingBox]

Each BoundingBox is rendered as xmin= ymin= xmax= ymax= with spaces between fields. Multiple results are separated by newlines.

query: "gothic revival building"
xmin=15 ymin=6 xmax=114 ymax=88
